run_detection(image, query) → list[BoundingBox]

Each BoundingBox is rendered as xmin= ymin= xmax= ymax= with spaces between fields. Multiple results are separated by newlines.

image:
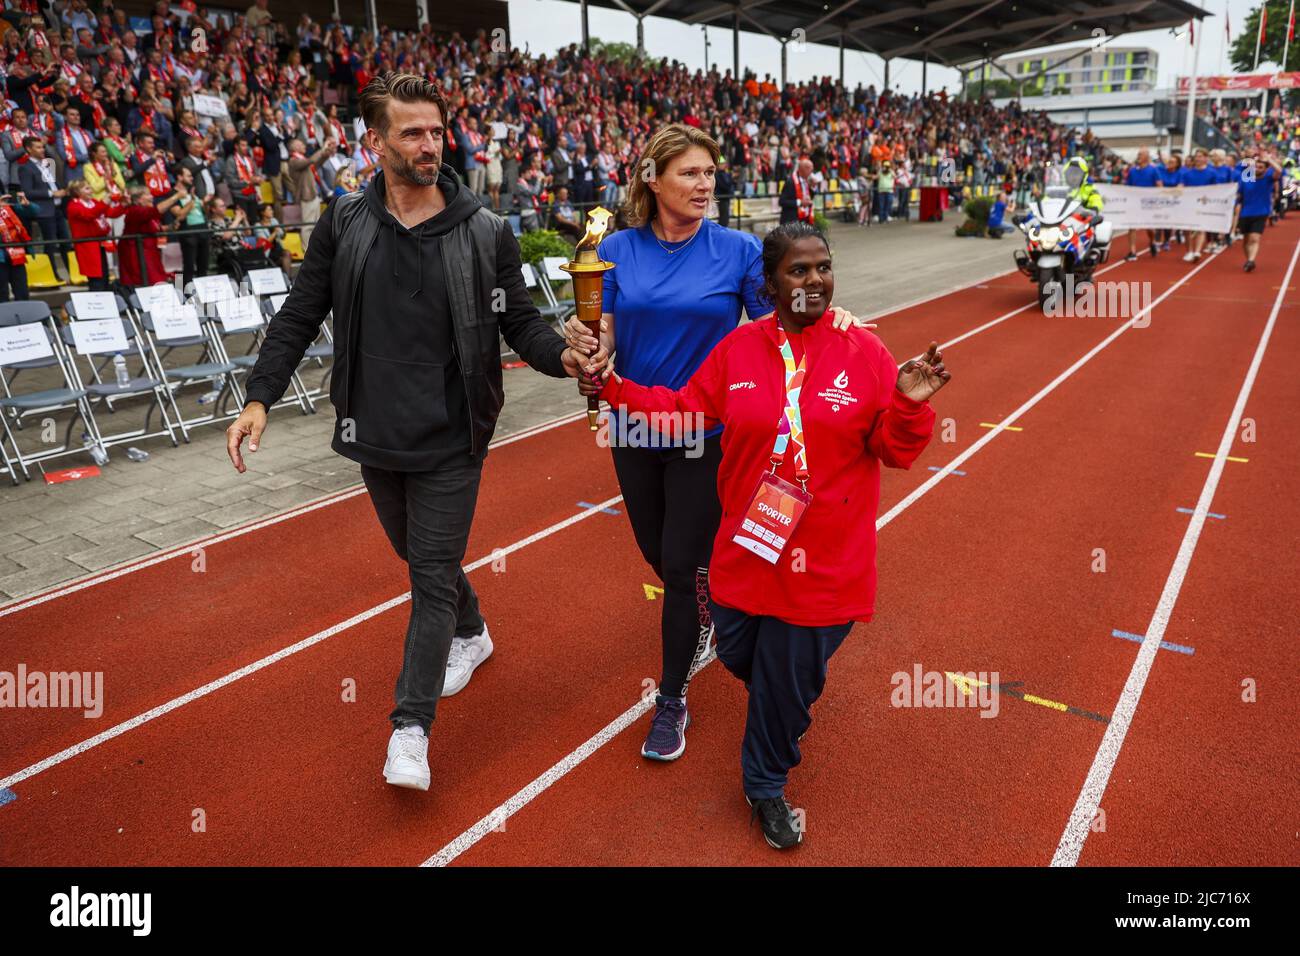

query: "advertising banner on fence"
xmin=1093 ymin=183 xmax=1237 ymax=232
xmin=1176 ymin=73 xmax=1300 ymax=94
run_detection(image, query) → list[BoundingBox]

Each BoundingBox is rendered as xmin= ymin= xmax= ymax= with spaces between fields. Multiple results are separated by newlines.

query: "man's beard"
xmin=390 ymin=152 xmax=441 ymax=187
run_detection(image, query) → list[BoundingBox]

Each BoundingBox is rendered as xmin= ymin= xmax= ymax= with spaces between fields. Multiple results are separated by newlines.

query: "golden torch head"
xmin=560 ymin=206 xmax=616 ymax=432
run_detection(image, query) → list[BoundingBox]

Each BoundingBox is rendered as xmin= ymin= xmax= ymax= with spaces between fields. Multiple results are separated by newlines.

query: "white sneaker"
xmin=442 ymin=624 xmax=493 ymax=697
xmin=1182 ymin=252 xmax=1196 ymax=262
xmin=383 ymin=725 xmax=430 ymax=790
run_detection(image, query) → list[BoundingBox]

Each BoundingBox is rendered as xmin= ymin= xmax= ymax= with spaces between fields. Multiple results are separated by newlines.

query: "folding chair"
xmin=265 ymin=293 xmax=333 ymax=401
xmin=132 ymin=293 xmax=241 ymax=439
xmin=0 ymin=303 xmax=102 ymax=482
xmin=522 ymin=262 xmax=569 ymax=332
xmin=58 ymin=312 xmax=181 ymax=454
xmin=208 ymin=294 xmax=315 ymax=415
xmin=66 ymin=292 xmax=138 ymax=410
xmin=538 ymin=256 xmax=577 ymax=319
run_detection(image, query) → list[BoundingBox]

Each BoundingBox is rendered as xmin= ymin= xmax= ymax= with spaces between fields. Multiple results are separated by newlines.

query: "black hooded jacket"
xmin=244 ymin=165 xmax=569 ymax=465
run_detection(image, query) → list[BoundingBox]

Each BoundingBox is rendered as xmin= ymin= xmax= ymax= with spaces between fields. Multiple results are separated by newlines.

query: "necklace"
xmin=651 ymin=217 xmax=701 ymax=254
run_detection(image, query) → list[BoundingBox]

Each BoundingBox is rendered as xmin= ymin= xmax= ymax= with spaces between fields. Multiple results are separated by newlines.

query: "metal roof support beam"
xmin=808 ymin=0 xmax=998 ymax=43
xmin=606 ymin=0 xmax=671 ymax=55
xmin=884 ymin=0 xmax=1005 ymax=60
xmin=684 ymin=0 xmax=776 ymax=27
xmin=734 ymin=7 xmax=740 ymax=77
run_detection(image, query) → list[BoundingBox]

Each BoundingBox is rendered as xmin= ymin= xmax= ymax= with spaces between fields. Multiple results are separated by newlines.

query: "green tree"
xmin=1230 ymin=3 xmax=1298 ymax=71
xmin=588 ymin=38 xmax=641 ymax=65
xmin=960 ymin=78 xmax=1021 ymax=102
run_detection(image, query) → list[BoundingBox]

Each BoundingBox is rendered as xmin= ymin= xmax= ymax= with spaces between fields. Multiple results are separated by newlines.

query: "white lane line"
xmin=423 ymin=646 xmax=718 ymax=868
xmin=1050 ymin=234 xmax=1300 ymax=868
xmin=424 ymin=250 xmax=1207 ymax=867
xmin=0 ymin=409 xmax=591 ymax=619
xmin=0 ymin=493 xmax=625 ymax=792
xmin=880 ymin=249 xmax=1214 ymax=529
xmin=902 ymin=248 xmax=1149 ymax=363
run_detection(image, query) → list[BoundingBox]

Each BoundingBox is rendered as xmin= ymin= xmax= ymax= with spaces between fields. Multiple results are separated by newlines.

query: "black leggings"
xmin=611 ymin=434 xmax=723 ymax=699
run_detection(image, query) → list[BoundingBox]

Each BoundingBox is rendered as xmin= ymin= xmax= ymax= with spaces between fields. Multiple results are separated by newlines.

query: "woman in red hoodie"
xmin=585 ymin=221 xmax=951 ymax=850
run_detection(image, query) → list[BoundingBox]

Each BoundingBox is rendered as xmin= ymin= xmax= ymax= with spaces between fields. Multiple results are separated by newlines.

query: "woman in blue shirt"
xmin=564 ymin=123 xmax=868 ymax=761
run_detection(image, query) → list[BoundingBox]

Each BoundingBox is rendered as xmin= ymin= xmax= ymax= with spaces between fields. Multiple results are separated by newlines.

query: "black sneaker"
xmin=1149 ymin=246 xmax=1158 ymax=258
xmin=1124 ymin=251 xmax=1137 ymax=262
xmin=1244 ymin=260 xmax=1256 ymax=273
xmin=746 ymin=794 xmax=803 ymax=850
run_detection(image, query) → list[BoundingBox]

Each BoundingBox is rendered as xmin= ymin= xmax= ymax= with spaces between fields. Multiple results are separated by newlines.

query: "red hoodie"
xmin=601 ymin=312 xmax=935 ymax=626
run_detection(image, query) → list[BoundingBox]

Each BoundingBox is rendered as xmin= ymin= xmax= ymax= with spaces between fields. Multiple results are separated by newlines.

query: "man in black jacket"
xmin=226 ymin=72 xmax=606 ymax=793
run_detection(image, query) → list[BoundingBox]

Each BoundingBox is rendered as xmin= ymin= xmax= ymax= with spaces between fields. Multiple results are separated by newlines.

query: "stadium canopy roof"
xmin=576 ymin=0 xmax=1209 ymax=69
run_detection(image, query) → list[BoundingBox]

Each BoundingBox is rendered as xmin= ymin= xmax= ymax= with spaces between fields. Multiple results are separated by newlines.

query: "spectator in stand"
xmin=225 ymin=136 xmax=264 ymax=221
xmin=65 ymin=178 xmax=126 ymax=292
xmin=253 ymin=202 xmax=293 ymax=276
xmin=84 ymin=142 xmax=127 ymax=205
xmin=118 ymin=184 xmax=178 ymax=288
xmin=17 ymin=135 xmax=71 ymax=282
xmin=166 ymin=168 xmax=209 ymax=288
xmin=286 ymin=135 xmax=334 ymax=247
xmin=0 ymin=190 xmax=38 ymax=302
xmin=549 ymin=185 xmax=582 ymax=241
xmin=779 ymin=157 xmax=814 ymax=224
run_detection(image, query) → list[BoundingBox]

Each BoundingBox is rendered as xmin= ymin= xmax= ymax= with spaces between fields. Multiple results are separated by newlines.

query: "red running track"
xmin=0 ymin=227 xmax=1294 ymax=866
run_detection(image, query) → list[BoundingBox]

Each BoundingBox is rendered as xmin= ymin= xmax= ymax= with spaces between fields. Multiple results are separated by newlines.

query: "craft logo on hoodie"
xmin=818 ymin=369 xmax=857 ymax=412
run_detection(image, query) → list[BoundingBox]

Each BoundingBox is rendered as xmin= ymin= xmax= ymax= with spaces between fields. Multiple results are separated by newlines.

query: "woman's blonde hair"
xmin=622 ymin=123 xmax=721 ymax=227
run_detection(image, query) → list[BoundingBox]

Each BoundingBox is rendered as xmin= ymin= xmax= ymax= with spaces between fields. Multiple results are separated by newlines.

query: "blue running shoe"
xmin=641 ymin=693 xmax=689 ymax=761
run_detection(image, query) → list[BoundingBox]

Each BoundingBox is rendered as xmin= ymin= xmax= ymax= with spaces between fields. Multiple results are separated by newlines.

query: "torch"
xmin=560 ymin=206 xmax=614 ymax=430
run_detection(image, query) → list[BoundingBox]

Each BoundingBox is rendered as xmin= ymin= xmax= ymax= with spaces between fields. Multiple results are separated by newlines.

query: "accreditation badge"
xmin=732 ymin=471 xmax=812 ymax=564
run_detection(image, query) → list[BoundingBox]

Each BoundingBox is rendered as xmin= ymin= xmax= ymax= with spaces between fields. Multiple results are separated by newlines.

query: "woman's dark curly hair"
xmin=758 ymin=221 xmax=831 ymax=310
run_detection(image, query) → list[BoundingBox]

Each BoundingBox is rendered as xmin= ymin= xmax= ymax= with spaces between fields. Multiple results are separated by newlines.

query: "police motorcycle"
xmin=1013 ymin=163 xmax=1114 ymax=312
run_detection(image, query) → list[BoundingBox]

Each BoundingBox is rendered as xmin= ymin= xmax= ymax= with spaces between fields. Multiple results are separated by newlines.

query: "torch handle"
xmin=582 ymin=318 xmax=602 ymax=430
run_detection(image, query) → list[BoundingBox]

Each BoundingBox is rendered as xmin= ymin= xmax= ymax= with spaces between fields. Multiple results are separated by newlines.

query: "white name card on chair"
xmin=217 ymin=295 xmax=264 ymax=332
xmin=70 ymin=291 xmax=120 ymax=320
xmin=270 ymin=294 xmax=288 ymax=312
xmin=541 ymin=256 xmax=571 ymax=282
xmin=0 ymin=322 xmax=55 ymax=365
xmin=153 ymin=304 xmax=202 ymax=341
xmin=193 ymin=274 xmax=237 ymax=304
xmin=135 ymin=283 xmax=182 ymax=315
xmin=68 ymin=317 xmax=129 ymax=355
xmin=247 ymin=268 xmax=288 ymax=295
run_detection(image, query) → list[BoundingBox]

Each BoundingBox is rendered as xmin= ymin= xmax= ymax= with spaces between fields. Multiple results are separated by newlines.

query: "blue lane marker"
xmin=928 ymin=466 xmax=967 ymax=476
xmin=0 ymin=788 xmax=16 ymax=807
xmin=1112 ymin=628 xmax=1196 ymax=656
xmin=577 ymin=501 xmax=621 ymax=516
xmin=1176 ymin=507 xmax=1227 ymax=520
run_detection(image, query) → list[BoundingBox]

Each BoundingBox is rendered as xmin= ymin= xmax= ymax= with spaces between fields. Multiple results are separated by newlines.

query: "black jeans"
xmin=179 ymin=233 xmax=210 ymax=290
xmin=610 ymin=434 xmax=723 ymax=699
xmin=0 ymin=258 xmax=29 ymax=300
xmin=361 ymin=458 xmax=486 ymax=735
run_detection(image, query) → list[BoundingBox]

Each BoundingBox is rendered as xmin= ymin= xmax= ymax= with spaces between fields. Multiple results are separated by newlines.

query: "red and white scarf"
xmin=94 ymin=159 xmax=125 ymax=202
xmin=137 ymin=148 xmax=171 ymax=196
xmin=235 ymin=151 xmax=257 ymax=194
xmin=0 ymin=204 xmax=29 ymax=265
xmin=60 ymin=126 xmax=91 ymax=167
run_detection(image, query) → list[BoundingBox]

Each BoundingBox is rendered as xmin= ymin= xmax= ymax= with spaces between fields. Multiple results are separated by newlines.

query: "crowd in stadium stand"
xmin=0 ymin=0 xmax=1295 ymax=304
